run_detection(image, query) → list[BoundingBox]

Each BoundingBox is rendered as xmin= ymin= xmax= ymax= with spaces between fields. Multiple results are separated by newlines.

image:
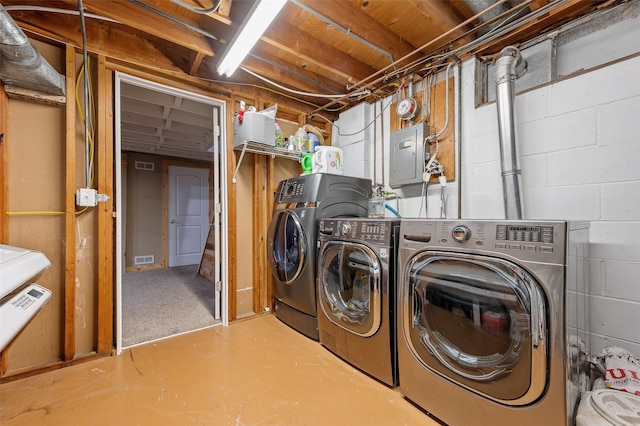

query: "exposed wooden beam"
xmin=190 ymin=51 xmax=206 ymax=75
xmin=216 ymin=0 xmax=233 ymax=21
xmin=294 ymin=0 xmax=417 ymax=61
xmin=9 ymin=11 xmax=184 ymax=73
xmin=65 ymin=0 xmax=216 ymax=56
xmin=262 ymin=19 xmax=378 ymax=86
xmin=411 ymin=0 xmax=473 ymax=37
xmin=243 ymin=53 xmax=349 ymax=98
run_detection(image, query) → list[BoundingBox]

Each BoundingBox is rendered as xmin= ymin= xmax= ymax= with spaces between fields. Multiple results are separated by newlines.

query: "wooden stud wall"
xmin=0 ymin=37 xmax=328 ymax=379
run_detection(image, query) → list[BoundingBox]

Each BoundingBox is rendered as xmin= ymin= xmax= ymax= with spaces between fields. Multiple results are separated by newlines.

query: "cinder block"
xmin=549 ymin=55 xmax=640 ymax=115
xmin=461 ymin=132 xmax=501 ymax=165
xmin=335 ymin=103 xmax=372 ymax=147
xmin=517 ymin=88 xmax=549 ymax=123
xmin=462 ymin=192 xmax=505 ymax=219
xmin=518 ymin=108 xmax=597 ymax=156
xmin=604 ymin=259 xmax=640 ymax=303
xmin=343 ymin=160 xmax=370 ymax=180
xmin=519 ymin=155 xmax=548 ymax=189
xmin=598 ymin=97 xmax=640 ymax=145
xmin=589 ymin=295 xmax=640 ymax=343
xmin=602 ymin=182 xmax=640 ymax=221
xmin=462 ymin=162 xmax=502 ymax=194
xmin=524 ymin=186 xmax=600 ymax=220
xmin=547 ymin=144 xmax=640 ymax=186
xmin=590 ymin=222 xmax=640 ymax=262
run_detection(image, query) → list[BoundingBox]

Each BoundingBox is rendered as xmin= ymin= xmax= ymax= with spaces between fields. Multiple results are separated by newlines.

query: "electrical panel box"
xmin=389 ymin=123 xmax=429 ymax=187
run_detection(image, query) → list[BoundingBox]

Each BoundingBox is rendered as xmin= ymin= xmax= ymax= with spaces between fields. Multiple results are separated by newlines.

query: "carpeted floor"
xmin=122 ymin=265 xmax=220 ymax=347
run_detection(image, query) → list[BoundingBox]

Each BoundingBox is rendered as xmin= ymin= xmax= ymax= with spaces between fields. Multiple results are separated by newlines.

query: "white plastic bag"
xmin=592 ymin=346 xmax=640 ymax=396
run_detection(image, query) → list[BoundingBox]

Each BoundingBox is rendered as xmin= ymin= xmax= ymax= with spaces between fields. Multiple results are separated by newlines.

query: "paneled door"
xmin=168 ymin=165 xmax=210 ymax=266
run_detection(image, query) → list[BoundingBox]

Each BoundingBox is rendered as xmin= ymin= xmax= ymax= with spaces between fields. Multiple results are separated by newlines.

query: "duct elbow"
xmin=495 ymin=46 xmax=527 ymax=85
xmin=0 ymin=5 xmax=66 ymax=96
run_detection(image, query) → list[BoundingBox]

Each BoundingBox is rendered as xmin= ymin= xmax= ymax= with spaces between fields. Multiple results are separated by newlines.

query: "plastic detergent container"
xmin=576 ymin=389 xmax=640 ymax=426
xmin=312 ymin=146 xmax=343 ymax=175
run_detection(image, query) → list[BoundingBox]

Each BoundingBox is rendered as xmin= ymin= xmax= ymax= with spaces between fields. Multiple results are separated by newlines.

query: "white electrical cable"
xmin=312 ymin=98 xmax=394 ymax=138
xmin=239 ymin=67 xmax=369 ymax=99
xmin=426 ymin=62 xmax=454 ymax=141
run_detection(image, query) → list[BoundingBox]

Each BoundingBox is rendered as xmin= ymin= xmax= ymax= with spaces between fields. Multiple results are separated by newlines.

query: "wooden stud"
xmin=0 ymin=83 xmax=7 ymax=375
xmin=252 ymin=154 xmax=267 ymax=314
xmin=0 ymin=82 xmax=7 ymax=242
xmin=96 ymin=55 xmax=114 ymax=355
xmin=265 ymin=157 xmax=275 ymax=312
xmin=226 ymin=98 xmax=237 ymax=321
xmin=64 ymin=45 xmax=77 ymax=361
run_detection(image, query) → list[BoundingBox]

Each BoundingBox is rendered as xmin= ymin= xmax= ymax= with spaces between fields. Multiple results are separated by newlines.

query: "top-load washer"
xmin=316 ymin=218 xmax=400 ymax=386
xmin=397 ymin=219 xmax=589 ymax=426
xmin=267 ymin=174 xmax=370 ymax=340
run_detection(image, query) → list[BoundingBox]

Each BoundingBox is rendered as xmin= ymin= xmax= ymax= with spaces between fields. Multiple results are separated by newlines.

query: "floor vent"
xmin=133 ymin=255 xmax=154 ymax=265
xmin=134 ymin=161 xmax=155 ymax=171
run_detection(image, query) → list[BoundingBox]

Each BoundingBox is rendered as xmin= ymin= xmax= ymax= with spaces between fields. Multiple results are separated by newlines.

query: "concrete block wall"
xmin=332 ymin=102 xmax=373 ymax=180
xmin=335 ymin=51 xmax=640 ymax=360
xmin=458 ymin=54 xmax=640 ymax=356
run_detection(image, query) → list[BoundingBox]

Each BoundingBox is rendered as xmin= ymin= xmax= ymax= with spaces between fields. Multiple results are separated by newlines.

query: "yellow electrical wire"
xmin=6 ymin=207 xmax=88 ymax=216
xmin=75 ymin=62 xmax=96 ymax=189
xmin=6 ymin=64 xmax=95 ymax=217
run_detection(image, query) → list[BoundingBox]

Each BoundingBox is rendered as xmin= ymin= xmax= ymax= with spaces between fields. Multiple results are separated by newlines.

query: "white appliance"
xmin=0 ymin=244 xmax=52 ymax=351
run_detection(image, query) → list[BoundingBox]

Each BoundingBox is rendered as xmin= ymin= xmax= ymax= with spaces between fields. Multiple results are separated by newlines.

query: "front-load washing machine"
xmin=267 ymin=174 xmax=370 ymax=340
xmin=316 ymin=218 xmax=400 ymax=386
xmin=397 ymin=219 xmax=589 ymax=426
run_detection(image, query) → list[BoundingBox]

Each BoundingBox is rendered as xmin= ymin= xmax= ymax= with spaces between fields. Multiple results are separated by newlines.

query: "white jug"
xmin=312 ymin=146 xmax=343 ymax=175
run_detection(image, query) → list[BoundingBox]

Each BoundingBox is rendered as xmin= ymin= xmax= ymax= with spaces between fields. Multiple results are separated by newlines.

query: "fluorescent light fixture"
xmin=217 ymin=0 xmax=288 ymax=77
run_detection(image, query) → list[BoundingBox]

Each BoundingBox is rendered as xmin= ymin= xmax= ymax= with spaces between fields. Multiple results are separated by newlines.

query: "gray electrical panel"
xmin=389 ymin=122 xmax=428 ymax=187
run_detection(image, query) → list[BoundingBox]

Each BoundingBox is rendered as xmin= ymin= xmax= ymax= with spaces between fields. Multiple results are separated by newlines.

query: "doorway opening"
xmin=114 ymin=73 xmax=228 ymax=352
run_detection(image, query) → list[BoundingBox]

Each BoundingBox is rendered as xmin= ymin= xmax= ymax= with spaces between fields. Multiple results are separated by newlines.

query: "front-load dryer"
xmin=397 ymin=219 xmax=590 ymax=426
xmin=317 ymin=218 xmax=400 ymax=386
xmin=267 ymin=174 xmax=370 ymax=340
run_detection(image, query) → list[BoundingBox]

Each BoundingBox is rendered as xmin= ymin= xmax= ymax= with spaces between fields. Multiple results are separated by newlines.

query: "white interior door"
xmin=168 ymin=165 xmax=210 ymax=267
xmin=115 ymin=72 xmax=229 ymax=355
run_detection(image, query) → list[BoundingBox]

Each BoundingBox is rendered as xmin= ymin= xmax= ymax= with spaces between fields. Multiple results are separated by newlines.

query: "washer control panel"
xmin=282 ymin=180 xmax=305 ymax=199
xmin=434 ymin=221 xmax=560 ymax=256
xmin=319 ymin=219 xmax=399 ymax=244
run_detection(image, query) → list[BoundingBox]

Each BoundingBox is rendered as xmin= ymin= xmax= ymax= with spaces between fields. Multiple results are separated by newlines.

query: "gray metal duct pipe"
xmin=0 ymin=5 xmax=65 ymax=96
xmin=495 ymin=45 xmax=526 ymax=220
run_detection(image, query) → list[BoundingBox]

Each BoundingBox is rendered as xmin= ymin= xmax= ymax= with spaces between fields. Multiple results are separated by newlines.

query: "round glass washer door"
xmin=318 ymin=241 xmax=381 ymax=337
xmin=268 ymin=211 xmax=307 ymax=284
xmin=402 ymin=251 xmax=548 ymax=403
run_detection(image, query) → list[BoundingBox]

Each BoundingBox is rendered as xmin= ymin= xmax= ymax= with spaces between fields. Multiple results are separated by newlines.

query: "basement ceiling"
xmin=0 ymin=0 xmax=618 ymax=158
xmin=120 ymin=82 xmax=219 ymax=160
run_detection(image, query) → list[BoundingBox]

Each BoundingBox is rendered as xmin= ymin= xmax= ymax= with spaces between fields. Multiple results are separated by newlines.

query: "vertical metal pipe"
xmin=495 ymin=46 xmax=526 ymax=220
